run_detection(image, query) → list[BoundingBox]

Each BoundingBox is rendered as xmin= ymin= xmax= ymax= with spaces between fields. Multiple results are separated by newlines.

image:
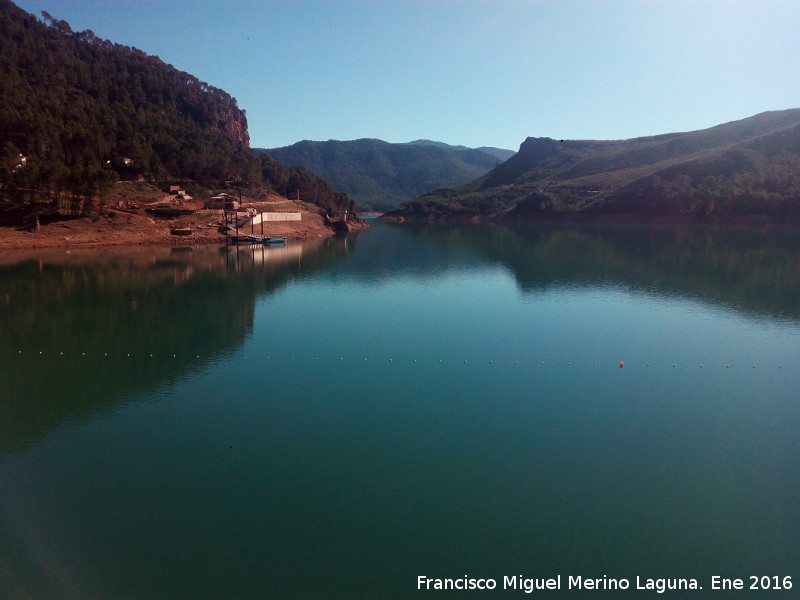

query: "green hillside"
xmin=0 ymin=1 xmax=250 ymax=188
xmin=405 ymin=139 xmax=516 ymax=162
xmin=0 ymin=0 xmax=354 ymax=220
xmin=258 ymin=138 xmax=511 ymax=212
xmin=384 ymin=110 xmax=800 ymax=223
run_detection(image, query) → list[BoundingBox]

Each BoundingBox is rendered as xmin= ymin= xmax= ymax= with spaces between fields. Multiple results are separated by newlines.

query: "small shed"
xmin=205 ymin=193 xmax=239 ymax=210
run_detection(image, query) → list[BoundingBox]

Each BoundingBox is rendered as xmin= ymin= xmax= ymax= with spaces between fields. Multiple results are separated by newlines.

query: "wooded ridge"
xmin=383 ymin=109 xmax=800 ymax=223
xmin=258 ymin=138 xmax=514 ymax=213
xmin=0 ymin=0 xmax=355 ymax=222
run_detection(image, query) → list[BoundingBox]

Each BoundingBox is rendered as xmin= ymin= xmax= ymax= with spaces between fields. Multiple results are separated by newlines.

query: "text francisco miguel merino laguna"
xmin=418 ymin=575 xmax=704 ymax=594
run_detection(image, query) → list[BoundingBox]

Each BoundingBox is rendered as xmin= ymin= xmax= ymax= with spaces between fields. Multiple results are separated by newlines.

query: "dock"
xmin=227 ymin=233 xmax=286 ymax=245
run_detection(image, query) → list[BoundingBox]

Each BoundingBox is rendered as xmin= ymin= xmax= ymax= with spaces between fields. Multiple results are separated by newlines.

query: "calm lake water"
xmin=1 ymin=219 xmax=799 ymax=599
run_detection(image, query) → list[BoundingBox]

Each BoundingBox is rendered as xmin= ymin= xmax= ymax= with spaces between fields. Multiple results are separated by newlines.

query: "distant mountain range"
xmin=404 ymin=140 xmax=516 ymax=162
xmin=256 ymin=139 xmax=515 ymax=212
xmin=383 ymin=109 xmax=800 ymax=223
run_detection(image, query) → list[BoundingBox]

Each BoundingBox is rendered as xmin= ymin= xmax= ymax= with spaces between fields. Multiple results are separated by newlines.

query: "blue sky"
xmin=12 ymin=0 xmax=800 ymax=151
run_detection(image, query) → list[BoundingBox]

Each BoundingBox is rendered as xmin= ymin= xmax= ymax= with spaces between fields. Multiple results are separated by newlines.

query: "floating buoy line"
xmin=3 ymin=349 xmax=790 ymax=370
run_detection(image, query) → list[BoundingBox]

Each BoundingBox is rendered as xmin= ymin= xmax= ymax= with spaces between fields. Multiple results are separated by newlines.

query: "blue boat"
xmin=227 ymin=233 xmax=287 ymax=245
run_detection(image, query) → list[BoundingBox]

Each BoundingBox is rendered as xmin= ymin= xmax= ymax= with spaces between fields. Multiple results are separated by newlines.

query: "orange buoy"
xmin=619 ymin=361 xmax=624 ymax=368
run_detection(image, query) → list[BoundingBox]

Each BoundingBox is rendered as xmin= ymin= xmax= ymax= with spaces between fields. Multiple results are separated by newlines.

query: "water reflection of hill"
xmin=2 ymin=224 xmax=798 ymax=456
xmin=372 ymin=221 xmax=800 ymax=322
xmin=0 ymin=239 xmax=350 ymax=456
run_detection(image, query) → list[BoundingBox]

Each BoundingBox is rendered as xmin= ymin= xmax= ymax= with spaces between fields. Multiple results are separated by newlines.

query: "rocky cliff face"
xmin=215 ymin=107 xmax=250 ymax=150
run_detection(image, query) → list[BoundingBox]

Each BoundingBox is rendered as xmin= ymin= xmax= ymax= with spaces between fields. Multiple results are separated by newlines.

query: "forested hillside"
xmin=405 ymin=140 xmax=516 ymax=162
xmin=385 ymin=110 xmax=800 ymax=223
xmin=259 ymin=138 xmax=509 ymax=212
xmin=0 ymin=0 xmax=355 ymax=220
